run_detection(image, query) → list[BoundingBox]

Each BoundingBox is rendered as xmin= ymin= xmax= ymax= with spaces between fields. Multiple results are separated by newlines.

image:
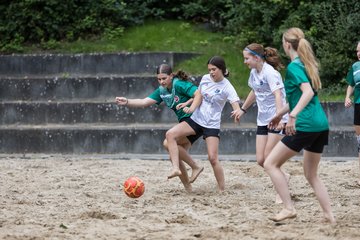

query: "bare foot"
xmin=184 ymin=183 xmax=192 ymax=193
xmin=167 ymin=169 xmax=182 ymax=179
xmin=269 ymin=208 xmax=297 ymax=222
xmin=275 ymin=173 xmax=291 ymax=204
xmin=189 ymin=166 xmax=204 ymax=183
xmin=323 ymin=213 xmax=336 ymax=225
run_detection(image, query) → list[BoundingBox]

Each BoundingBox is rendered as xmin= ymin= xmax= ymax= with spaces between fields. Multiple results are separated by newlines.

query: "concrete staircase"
xmin=0 ymin=52 xmax=356 ymax=157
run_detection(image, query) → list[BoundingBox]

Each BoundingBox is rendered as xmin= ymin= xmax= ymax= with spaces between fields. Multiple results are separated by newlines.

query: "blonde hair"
xmin=283 ymin=27 xmax=321 ymax=90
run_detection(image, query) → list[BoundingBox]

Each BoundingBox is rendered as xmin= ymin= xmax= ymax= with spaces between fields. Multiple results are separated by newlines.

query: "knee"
xmin=208 ymin=154 xmax=218 ymax=166
xmin=257 ymin=158 xmax=265 ymax=168
xmin=263 ymin=160 xmax=274 ymax=173
xmin=165 ymin=129 xmax=175 ymax=140
xmin=163 ymin=139 xmax=168 ymax=150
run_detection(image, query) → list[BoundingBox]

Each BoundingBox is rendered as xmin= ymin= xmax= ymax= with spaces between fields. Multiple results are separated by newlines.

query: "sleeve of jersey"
xmin=287 ymin=63 xmax=309 ymax=85
xmin=226 ymin=83 xmax=240 ymax=104
xmin=267 ymin=70 xmax=284 ymax=92
xmin=147 ymin=88 xmax=162 ymax=104
xmin=345 ymin=67 xmax=355 ymax=86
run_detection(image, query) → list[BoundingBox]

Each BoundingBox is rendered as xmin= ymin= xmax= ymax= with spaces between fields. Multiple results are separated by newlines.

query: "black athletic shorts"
xmin=256 ymin=125 xmax=286 ymax=135
xmin=281 ymin=130 xmax=329 ymax=153
xmin=183 ymin=117 xmax=220 ymax=144
xmin=354 ymin=103 xmax=360 ymax=125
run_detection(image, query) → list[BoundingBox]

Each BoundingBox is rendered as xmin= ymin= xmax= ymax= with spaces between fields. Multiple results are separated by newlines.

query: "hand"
xmin=285 ymin=118 xmax=296 ymax=136
xmin=230 ymin=109 xmax=242 ymax=123
xmin=115 ymin=97 xmax=128 ymax=106
xmin=176 ymin=103 xmax=187 ymax=110
xmin=268 ymin=115 xmax=282 ymax=130
xmin=183 ymin=106 xmax=194 ymax=114
xmin=274 ymin=122 xmax=285 ymax=131
xmin=345 ymin=97 xmax=352 ymax=108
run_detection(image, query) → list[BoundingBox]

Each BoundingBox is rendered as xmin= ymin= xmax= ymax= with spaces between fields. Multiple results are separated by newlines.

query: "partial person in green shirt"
xmin=263 ymin=27 xmax=335 ymax=224
xmin=344 ymin=40 xmax=360 ymax=186
xmin=115 ymin=64 xmax=204 ymax=192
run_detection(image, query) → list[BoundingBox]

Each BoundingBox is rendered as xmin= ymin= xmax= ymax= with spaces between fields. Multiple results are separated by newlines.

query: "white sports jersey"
xmin=248 ymin=62 xmax=288 ymax=126
xmin=191 ymin=74 xmax=240 ymax=129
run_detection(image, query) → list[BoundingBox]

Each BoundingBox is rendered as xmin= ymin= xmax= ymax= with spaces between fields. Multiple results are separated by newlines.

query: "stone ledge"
xmin=0 ymin=52 xmax=199 ymax=75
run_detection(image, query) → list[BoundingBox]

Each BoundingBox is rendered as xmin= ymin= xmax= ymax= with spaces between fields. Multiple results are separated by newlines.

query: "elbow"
xmin=309 ymin=90 xmax=315 ymax=98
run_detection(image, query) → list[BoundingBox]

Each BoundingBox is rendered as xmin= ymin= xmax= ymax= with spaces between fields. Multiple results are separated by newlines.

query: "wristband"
xmin=125 ymin=98 xmax=129 ymax=105
xmin=240 ymin=106 xmax=247 ymax=114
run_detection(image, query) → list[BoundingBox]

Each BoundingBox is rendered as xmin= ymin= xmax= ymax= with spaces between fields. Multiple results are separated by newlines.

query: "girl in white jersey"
xmin=165 ymin=56 xmax=241 ymax=191
xmin=233 ymin=43 xmax=289 ymax=203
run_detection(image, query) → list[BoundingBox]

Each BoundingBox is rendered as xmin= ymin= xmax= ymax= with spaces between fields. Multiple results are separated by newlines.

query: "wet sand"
xmin=1 ymin=154 xmax=360 ymax=239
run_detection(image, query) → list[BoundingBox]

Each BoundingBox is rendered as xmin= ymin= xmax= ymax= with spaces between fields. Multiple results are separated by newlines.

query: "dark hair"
xmin=156 ymin=64 xmax=189 ymax=81
xmin=156 ymin=64 xmax=172 ymax=75
xmin=245 ymin=43 xmax=284 ymax=71
xmin=207 ymin=56 xmax=229 ymax=77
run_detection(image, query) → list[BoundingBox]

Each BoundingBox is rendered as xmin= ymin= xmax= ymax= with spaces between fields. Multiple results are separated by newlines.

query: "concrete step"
xmin=0 ymin=52 xmax=198 ymax=76
xmin=0 ymin=101 xmax=174 ymax=124
xmin=0 ymin=100 xmax=354 ymax=126
xmin=0 ymin=123 xmax=356 ymax=157
xmin=0 ymin=75 xmax=159 ymax=101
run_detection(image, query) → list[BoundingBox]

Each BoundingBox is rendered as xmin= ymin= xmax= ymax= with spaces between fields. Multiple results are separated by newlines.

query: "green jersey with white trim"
xmin=148 ymin=77 xmax=198 ymax=121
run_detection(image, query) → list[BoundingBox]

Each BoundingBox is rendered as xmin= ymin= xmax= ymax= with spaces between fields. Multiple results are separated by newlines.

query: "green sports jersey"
xmin=284 ymin=57 xmax=329 ymax=132
xmin=147 ymin=77 xmax=198 ymax=121
xmin=346 ymin=61 xmax=360 ymax=103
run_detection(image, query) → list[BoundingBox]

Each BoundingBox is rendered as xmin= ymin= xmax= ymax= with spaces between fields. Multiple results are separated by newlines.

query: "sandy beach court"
xmin=1 ymin=154 xmax=360 ymax=239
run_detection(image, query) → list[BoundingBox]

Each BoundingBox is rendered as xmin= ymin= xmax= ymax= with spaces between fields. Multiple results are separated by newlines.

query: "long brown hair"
xmin=156 ymin=64 xmax=189 ymax=81
xmin=283 ymin=27 xmax=321 ymax=90
xmin=245 ymin=43 xmax=284 ymax=71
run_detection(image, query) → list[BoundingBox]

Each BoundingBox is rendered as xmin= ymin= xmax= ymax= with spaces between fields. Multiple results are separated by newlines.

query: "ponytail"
xmin=245 ymin=43 xmax=284 ymax=71
xmin=283 ymin=27 xmax=321 ymax=90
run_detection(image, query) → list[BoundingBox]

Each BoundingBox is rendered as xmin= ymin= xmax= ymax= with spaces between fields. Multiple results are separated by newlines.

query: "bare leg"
xmin=275 ymin=172 xmax=291 ymax=204
xmin=163 ymin=138 xmax=204 ymax=183
xmin=205 ymin=137 xmax=224 ymax=191
xmin=178 ymin=160 xmax=192 ymax=193
xmin=258 ymin=133 xmax=290 ymax=204
xmin=264 ymin=141 xmax=298 ymax=221
xmin=358 ymin=151 xmax=360 ymax=186
xmin=173 ymin=137 xmax=204 ymax=183
xmin=165 ymin=122 xmax=196 ymax=179
xmin=354 ymin=125 xmax=360 ymax=186
xmin=303 ymin=150 xmax=336 ymax=224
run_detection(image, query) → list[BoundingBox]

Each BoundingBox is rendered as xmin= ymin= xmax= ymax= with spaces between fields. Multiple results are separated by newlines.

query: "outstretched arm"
xmin=115 ymin=97 xmax=157 ymax=108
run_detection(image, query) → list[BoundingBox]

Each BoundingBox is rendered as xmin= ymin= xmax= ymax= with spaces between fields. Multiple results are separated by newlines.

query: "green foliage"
xmin=309 ymin=0 xmax=360 ymax=86
xmin=0 ymin=0 xmax=359 ymax=98
xmin=0 ymin=0 xmax=140 ymax=50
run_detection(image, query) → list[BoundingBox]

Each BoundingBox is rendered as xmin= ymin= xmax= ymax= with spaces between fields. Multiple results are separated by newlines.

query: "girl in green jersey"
xmin=344 ymin=41 xmax=360 ymax=186
xmin=115 ymin=64 xmax=203 ymax=192
xmin=263 ymin=28 xmax=335 ymax=224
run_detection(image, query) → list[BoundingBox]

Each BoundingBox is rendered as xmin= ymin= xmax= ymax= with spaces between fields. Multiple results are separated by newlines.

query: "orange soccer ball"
xmin=123 ymin=176 xmax=145 ymax=198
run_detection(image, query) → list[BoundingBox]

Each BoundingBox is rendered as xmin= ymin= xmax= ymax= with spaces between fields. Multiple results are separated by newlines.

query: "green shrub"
xmin=1 ymin=0 xmax=359 ymax=90
xmin=310 ymin=0 xmax=360 ymax=86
